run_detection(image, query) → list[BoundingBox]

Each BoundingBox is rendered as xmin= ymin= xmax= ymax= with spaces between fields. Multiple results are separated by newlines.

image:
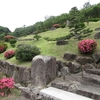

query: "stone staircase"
xmin=14 ymin=69 xmax=100 ymax=100
xmin=48 ymin=69 xmax=100 ymax=100
xmin=40 ymin=87 xmax=93 ymax=100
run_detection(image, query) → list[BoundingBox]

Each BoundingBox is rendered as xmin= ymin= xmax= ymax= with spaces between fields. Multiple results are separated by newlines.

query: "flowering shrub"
xmin=78 ymin=39 xmax=97 ymax=53
xmin=4 ymin=35 xmax=14 ymax=42
xmin=53 ymin=24 xmax=60 ymax=28
xmin=0 ymin=43 xmax=8 ymax=53
xmin=0 ymin=78 xmax=14 ymax=96
xmin=4 ymin=50 xmax=15 ymax=59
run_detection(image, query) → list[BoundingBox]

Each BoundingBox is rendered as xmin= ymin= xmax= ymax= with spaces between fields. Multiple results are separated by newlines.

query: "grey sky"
xmin=0 ymin=0 xmax=100 ymax=32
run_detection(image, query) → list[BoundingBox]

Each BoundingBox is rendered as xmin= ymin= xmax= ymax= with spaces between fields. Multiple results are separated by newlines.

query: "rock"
xmin=92 ymin=53 xmax=100 ymax=63
xmin=63 ymin=53 xmax=77 ymax=61
xmin=85 ymin=69 xmax=100 ymax=76
xmin=14 ymin=83 xmax=22 ymax=89
xmin=61 ymin=67 xmax=70 ymax=76
xmin=31 ymin=55 xmax=57 ymax=87
xmin=94 ymin=32 xmax=100 ymax=39
xmin=82 ymin=72 xmax=100 ymax=85
xmin=76 ymin=56 xmax=94 ymax=65
xmin=56 ymin=40 xmax=68 ymax=45
xmin=83 ymin=64 xmax=95 ymax=71
xmin=56 ymin=60 xmax=63 ymax=71
xmin=94 ymin=27 xmax=100 ymax=31
xmin=68 ymin=62 xmax=82 ymax=73
xmin=57 ymin=71 xmax=61 ymax=77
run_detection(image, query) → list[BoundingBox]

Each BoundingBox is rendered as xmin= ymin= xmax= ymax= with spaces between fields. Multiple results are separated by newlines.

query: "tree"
xmin=33 ymin=34 xmax=41 ymax=40
xmin=0 ymin=26 xmax=11 ymax=35
xmin=68 ymin=7 xmax=93 ymax=40
xmin=83 ymin=2 xmax=91 ymax=9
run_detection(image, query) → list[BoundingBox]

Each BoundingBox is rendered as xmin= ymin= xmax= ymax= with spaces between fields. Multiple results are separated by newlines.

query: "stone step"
xmin=51 ymin=81 xmax=100 ymax=100
xmin=85 ymin=68 xmax=100 ymax=76
xmin=40 ymin=87 xmax=93 ymax=100
xmin=49 ymin=74 xmax=100 ymax=100
xmin=82 ymin=72 xmax=100 ymax=85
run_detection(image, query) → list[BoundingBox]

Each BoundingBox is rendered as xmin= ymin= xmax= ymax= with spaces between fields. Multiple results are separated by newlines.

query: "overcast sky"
xmin=0 ymin=0 xmax=100 ymax=32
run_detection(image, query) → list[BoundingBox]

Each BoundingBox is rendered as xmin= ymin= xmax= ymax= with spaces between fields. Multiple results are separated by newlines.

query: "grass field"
xmin=0 ymin=21 xmax=100 ymax=67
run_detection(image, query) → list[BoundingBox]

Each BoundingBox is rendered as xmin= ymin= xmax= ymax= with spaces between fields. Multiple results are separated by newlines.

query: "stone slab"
xmin=40 ymin=87 xmax=93 ymax=100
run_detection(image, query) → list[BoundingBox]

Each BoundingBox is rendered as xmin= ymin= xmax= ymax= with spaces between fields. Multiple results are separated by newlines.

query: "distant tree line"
xmin=0 ymin=2 xmax=100 ymax=38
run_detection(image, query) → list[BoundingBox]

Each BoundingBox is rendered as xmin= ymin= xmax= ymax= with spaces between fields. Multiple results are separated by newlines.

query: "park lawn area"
xmin=0 ymin=21 xmax=100 ymax=66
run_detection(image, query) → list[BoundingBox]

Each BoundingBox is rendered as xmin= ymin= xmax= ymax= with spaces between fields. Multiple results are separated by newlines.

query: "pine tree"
xmin=68 ymin=7 xmax=93 ymax=40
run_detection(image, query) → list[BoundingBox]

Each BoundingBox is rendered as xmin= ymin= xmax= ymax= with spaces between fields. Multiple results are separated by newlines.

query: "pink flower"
xmin=0 ymin=78 xmax=15 ymax=96
xmin=78 ymin=39 xmax=97 ymax=53
xmin=4 ymin=50 xmax=15 ymax=59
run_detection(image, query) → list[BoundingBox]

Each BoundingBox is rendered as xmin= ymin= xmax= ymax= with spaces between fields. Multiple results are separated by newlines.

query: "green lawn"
xmin=0 ymin=21 xmax=100 ymax=66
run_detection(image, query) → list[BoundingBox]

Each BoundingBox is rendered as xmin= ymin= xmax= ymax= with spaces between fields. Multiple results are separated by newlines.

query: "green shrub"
xmin=89 ymin=18 xmax=100 ymax=22
xmin=0 ymin=34 xmax=5 ymax=40
xmin=33 ymin=34 xmax=41 ymax=40
xmin=15 ymin=44 xmax=41 ymax=61
xmin=0 ymin=43 xmax=8 ymax=53
xmin=10 ymin=44 xmax=16 ymax=48
xmin=61 ymin=23 xmax=66 ymax=28
xmin=9 ymin=39 xmax=17 ymax=44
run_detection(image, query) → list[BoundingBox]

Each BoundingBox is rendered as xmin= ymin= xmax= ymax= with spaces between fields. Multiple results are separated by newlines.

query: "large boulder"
xmin=56 ymin=60 xmax=63 ymax=71
xmin=94 ymin=27 xmax=100 ymax=31
xmin=31 ymin=55 xmax=57 ymax=87
xmin=14 ymin=66 xmax=31 ymax=85
xmin=92 ymin=53 xmax=100 ymax=63
xmin=56 ymin=40 xmax=68 ymax=45
xmin=82 ymin=64 xmax=95 ymax=71
xmin=63 ymin=53 xmax=77 ymax=61
xmin=94 ymin=32 xmax=100 ymax=39
xmin=76 ymin=56 xmax=94 ymax=65
xmin=68 ymin=62 xmax=82 ymax=73
xmin=61 ymin=67 xmax=70 ymax=76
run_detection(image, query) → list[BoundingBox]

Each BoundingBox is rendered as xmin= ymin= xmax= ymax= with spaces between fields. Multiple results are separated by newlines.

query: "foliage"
xmin=4 ymin=50 xmax=15 ymax=59
xmin=68 ymin=7 xmax=93 ymax=40
xmin=0 ymin=43 xmax=8 ymax=53
xmin=33 ymin=34 xmax=41 ymax=40
xmin=10 ymin=44 xmax=16 ymax=48
xmin=0 ymin=78 xmax=14 ymax=96
xmin=89 ymin=18 xmax=100 ymax=22
xmin=0 ymin=34 xmax=5 ymax=40
xmin=61 ymin=23 xmax=66 ymax=28
xmin=15 ymin=44 xmax=41 ymax=61
xmin=4 ymin=35 xmax=14 ymax=42
xmin=9 ymin=39 xmax=17 ymax=44
xmin=0 ymin=26 xmax=11 ymax=35
xmin=78 ymin=39 xmax=97 ymax=53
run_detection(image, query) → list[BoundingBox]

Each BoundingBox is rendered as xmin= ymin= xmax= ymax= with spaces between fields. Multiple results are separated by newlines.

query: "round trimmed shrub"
xmin=4 ymin=50 xmax=15 ymax=59
xmin=15 ymin=44 xmax=41 ymax=61
xmin=0 ymin=43 xmax=8 ymax=53
xmin=9 ymin=39 xmax=17 ymax=44
xmin=78 ymin=39 xmax=97 ymax=53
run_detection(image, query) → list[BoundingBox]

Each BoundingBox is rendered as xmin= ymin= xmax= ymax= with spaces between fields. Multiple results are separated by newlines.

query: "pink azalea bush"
xmin=78 ymin=39 xmax=97 ymax=53
xmin=4 ymin=35 xmax=14 ymax=42
xmin=0 ymin=78 xmax=15 ymax=96
xmin=4 ymin=50 xmax=15 ymax=59
xmin=0 ymin=43 xmax=8 ymax=53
